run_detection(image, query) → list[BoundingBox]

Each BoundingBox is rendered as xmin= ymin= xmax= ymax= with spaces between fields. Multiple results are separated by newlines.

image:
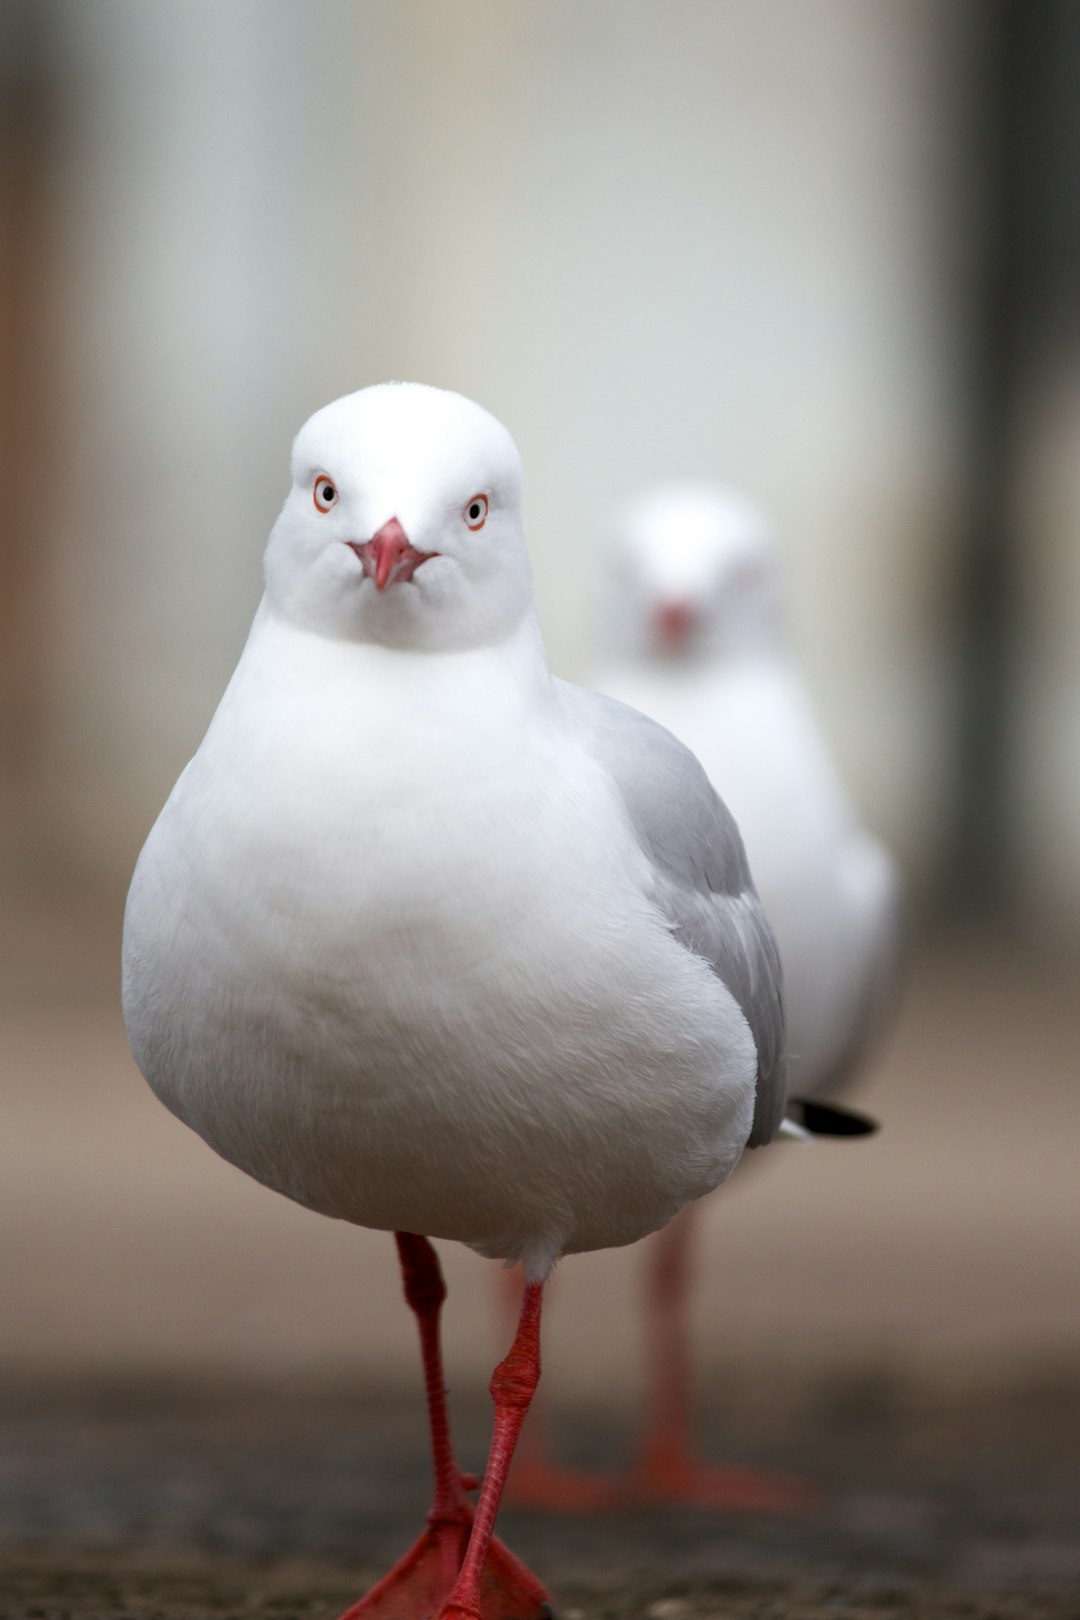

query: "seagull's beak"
xmin=348 ymin=518 xmax=438 ymax=591
xmin=653 ymin=600 xmax=696 ymax=647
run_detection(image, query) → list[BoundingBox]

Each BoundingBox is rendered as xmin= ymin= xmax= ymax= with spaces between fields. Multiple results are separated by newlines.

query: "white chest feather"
xmin=123 ymin=613 xmax=757 ymax=1276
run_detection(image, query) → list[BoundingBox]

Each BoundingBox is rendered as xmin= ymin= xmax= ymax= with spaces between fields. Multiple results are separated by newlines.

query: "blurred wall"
xmin=1014 ymin=361 xmax=1080 ymax=926
xmin=31 ymin=3 xmax=317 ymax=877
xmin=0 ymin=1 xmax=51 ymax=860
xmin=1003 ymin=3 xmax=1080 ymax=930
xmin=12 ymin=0 xmax=971 ymax=900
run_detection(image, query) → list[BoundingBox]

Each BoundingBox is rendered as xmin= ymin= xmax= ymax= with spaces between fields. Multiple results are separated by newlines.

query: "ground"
xmin=2 ymin=1369 xmax=1078 ymax=1619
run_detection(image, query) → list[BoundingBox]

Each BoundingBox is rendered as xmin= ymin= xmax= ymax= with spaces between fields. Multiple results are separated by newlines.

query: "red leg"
xmin=398 ymin=1233 xmax=479 ymax=1580
xmin=337 ymin=1237 xmax=550 ymax=1620
xmin=502 ymin=1265 xmax=623 ymax=1513
xmin=637 ymin=1206 xmax=695 ymax=1484
xmin=630 ymin=1207 xmax=813 ymax=1513
xmin=435 ymin=1280 xmax=552 ymax=1620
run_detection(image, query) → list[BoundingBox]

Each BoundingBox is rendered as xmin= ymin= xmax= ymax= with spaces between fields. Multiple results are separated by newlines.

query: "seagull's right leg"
xmin=337 ymin=1233 xmax=472 ymax=1618
xmin=397 ymin=1233 xmax=478 ymax=1580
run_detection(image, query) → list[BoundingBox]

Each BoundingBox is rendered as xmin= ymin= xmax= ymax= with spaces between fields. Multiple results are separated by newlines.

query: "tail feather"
xmin=780 ymin=1098 xmax=878 ymax=1139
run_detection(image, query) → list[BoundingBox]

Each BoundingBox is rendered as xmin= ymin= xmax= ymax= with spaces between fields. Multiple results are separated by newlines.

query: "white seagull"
xmin=122 ymin=388 xmax=788 ymax=1620
xmin=512 ymin=481 xmax=896 ymax=1513
xmin=595 ymin=484 xmax=899 ymax=1100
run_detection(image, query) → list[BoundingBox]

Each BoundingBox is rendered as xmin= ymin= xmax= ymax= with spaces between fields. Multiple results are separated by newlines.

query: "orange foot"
xmin=628 ymin=1456 xmax=816 ymax=1514
xmin=337 ymin=1517 xmax=551 ymax=1620
xmin=433 ymin=1545 xmax=554 ymax=1620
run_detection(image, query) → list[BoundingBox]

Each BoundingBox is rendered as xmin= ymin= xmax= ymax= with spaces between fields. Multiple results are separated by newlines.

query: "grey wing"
xmin=561 ymin=680 xmax=787 ymax=1146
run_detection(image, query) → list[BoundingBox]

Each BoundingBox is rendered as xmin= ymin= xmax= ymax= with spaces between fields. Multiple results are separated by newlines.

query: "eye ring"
xmin=463 ymin=494 xmax=488 ymax=531
xmin=313 ymin=474 xmax=338 ymax=513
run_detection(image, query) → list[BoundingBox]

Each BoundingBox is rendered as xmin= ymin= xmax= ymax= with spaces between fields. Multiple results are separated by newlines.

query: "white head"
xmin=603 ymin=482 xmax=784 ymax=661
xmin=264 ymin=383 xmax=532 ymax=652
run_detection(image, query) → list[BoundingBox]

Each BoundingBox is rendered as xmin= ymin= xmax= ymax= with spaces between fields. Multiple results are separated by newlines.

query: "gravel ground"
xmin=1 ymin=1370 xmax=1077 ymax=1619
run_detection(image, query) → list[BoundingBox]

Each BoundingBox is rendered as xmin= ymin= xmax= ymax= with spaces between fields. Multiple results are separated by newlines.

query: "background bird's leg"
xmin=633 ymin=1206 xmax=812 ymax=1511
xmin=436 ymin=1279 xmax=551 ymax=1620
xmin=394 ymin=1233 xmax=474 ymax=1581
xmin=638 ymin=1204 xmax=696 ymax=1482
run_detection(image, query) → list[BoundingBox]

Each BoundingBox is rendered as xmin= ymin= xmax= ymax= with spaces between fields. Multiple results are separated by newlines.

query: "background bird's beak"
xmin=653 ymin=600 xmax=696 ymax=646
xmin=348 ymin=518 xmax=435 ymax=591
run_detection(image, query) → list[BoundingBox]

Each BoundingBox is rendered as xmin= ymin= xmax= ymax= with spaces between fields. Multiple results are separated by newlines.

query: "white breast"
xmin=123 ymin=612 xmax=757 ymax=1278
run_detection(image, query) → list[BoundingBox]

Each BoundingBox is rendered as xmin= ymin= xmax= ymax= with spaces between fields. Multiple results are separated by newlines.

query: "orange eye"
xmin=463 ymin=494 xmax=488 ymax=531
xmin=313 ymin=475 xmax=338 ymax=513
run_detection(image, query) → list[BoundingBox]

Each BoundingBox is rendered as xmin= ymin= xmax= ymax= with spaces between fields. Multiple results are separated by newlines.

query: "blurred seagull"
xmin=511 ymin=482 xmax=899 ymax=1515
xmin=122 ymin=390 xmax=792 ymax=1620
xmin=599 ymin=484 xmax=899 ymax=1097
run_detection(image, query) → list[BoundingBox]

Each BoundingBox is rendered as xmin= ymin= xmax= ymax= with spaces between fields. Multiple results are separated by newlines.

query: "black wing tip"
xmin=787 ymin=1098 xmax=880 ymax=1138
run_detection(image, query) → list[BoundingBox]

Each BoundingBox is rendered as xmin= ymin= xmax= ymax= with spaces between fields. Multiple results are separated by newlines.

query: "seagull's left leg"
xmin=502 ymin=1264 xmax=624 ymax=1512
xmin=435 ymin=1278 xmax=552 ymax=1620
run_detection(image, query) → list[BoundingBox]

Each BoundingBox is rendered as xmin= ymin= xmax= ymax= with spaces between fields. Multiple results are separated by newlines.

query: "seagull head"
xmin=264 ymin=383 xmax=532 ymax=651
xmin=604 ymin=483 xmax=783 ymax=662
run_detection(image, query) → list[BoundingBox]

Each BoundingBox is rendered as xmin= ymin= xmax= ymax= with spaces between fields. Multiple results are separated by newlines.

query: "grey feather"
xmin=559 ymin=681 xmax=787 ymax=1145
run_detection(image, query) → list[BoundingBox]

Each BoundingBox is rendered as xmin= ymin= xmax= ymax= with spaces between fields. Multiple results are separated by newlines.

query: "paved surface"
xmin=1 ymin=1372 xmax=1078 ymax=1617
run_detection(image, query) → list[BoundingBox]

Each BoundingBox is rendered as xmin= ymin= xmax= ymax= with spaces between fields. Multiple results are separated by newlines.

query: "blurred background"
xmin=1 ymin=2 xmax=1079 ymax=1608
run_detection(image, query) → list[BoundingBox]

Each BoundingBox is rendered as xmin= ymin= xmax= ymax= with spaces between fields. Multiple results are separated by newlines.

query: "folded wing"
xmin=561 ymin=681 xmax=787 ymax=1146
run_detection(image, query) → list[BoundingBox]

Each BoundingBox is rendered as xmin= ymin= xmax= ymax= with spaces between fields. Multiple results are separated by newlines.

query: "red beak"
xmin=348 ymin=518 xmax=437 ymax=591
xmin=654 ymin=600 xmax=696 ymax=646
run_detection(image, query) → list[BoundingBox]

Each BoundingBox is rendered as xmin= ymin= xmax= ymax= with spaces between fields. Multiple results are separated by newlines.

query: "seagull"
xmin=595 ymin=483 xmax=899 ymax=1102
xmin=121 ymin=387 xmax=789 ymax=1620
xmin=509 ymin=481 xmax=898 ymax=1515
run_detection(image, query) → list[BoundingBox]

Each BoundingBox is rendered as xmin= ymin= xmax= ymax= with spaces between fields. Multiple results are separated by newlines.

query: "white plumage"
xmin=122 ymin=390 xmax=786 ymax=1287
xmin=592 ymin=482 xmax=901 ymax=1101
